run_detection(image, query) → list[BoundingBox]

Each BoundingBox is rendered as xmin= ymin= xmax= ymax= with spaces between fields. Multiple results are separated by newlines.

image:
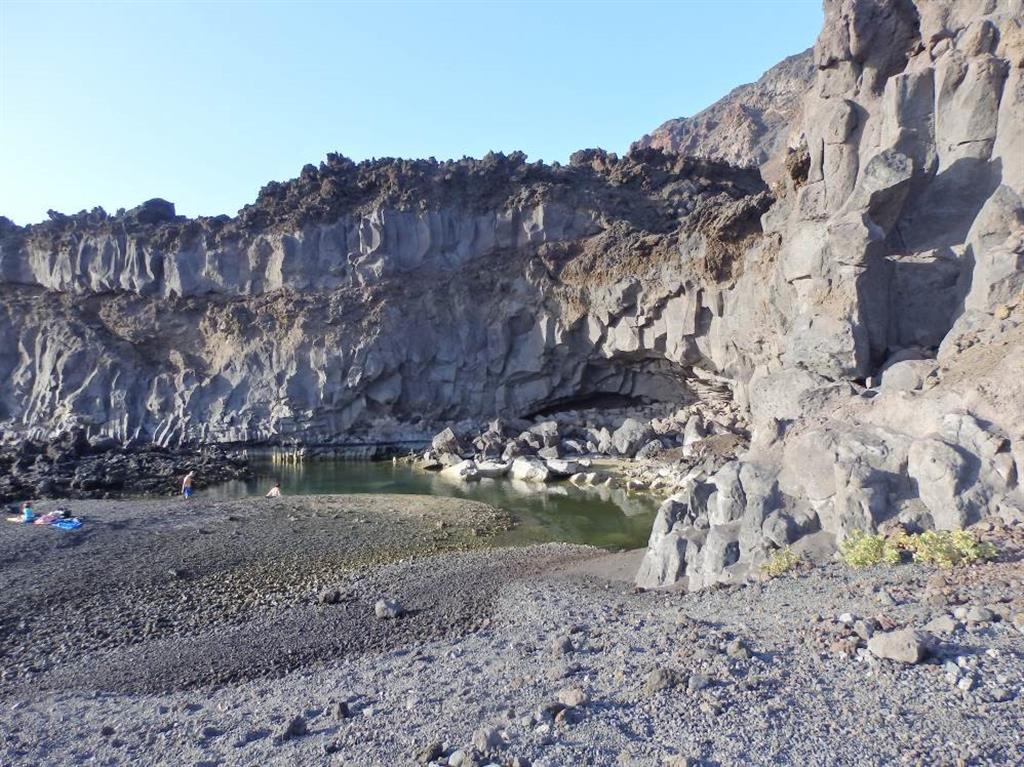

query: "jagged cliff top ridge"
xmin=632 ymin=48 xmax=816 ymax=173
xmin=0 ymin=148 xmax=767 ymax=255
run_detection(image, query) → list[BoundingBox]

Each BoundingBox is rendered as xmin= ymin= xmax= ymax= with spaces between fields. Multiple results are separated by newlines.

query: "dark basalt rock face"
xmin=131 ymin=198 xmax=178 ymax=225
xmin=0 ymin=434 xmax=249 ymax=504
xmin=0 ymin=148 xmax=771 ymax=449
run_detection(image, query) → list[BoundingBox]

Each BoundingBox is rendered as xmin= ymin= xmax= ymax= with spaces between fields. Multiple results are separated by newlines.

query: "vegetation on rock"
xmin=840 ymin=528 xmax=998 ymax=569
xmin=903 ymin=530 xmax=999 ymax=569
xmin=760 ymin=546 xmax=800 ymax=577
xmin=839 ymin=530 xmax=903 ymax=568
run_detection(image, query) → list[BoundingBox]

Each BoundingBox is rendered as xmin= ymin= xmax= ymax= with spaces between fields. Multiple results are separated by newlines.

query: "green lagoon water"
xmin=202 ymin=459 xmax=658 ymax=550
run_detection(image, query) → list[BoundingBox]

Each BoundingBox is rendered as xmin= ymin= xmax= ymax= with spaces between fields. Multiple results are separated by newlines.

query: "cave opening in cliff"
xmin=527 ymin=392 xmax=653 ymax=418
xmin=523 ymin=358 xmax=695 ymax=419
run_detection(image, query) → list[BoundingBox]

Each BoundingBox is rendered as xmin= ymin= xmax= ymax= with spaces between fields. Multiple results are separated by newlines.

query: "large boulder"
xmin=587 ymin=427 xmax=614 ymax=454
xmin=906 ymin=412 xmax=1016 ymax=529
xmin=867 ymin=629 xmax=933 ymax=664
xmin=646 ymin=495 xmax=690 ymax=544
xmin=682 ymin=414 xmax=707 ymax=454
xmin=529 ymin=421 xmax=562 ymax=447
xmin=907 ymin=438 xmax=979 ymax=528
xmin=432 ymin=427 xmax=464 ymax=455
xmin=475 ymin=460 xmax=510 ymax=478
xmin=439 ymin=459 xmax=479 ymax=482
xmin=698 ymin=521 xmax=743 ymax=587
xmin=544 ymin=458 xmax=580 ymax=478
xmin=709 ymin=462 xmax=746 ymax=526
xmin=879 ymin=359 xmax=937 ymax=392
xmin=510 ymin=456 xmax=551 ymax=483
xmin=635 ymin=528 xmax=700 ymax=590
xmin=611 ymin=418 xmax=654 ymax=457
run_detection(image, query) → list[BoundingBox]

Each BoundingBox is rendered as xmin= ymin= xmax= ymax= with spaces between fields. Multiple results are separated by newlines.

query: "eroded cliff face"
xmin=632 ymin=48 xmax=816 ymax=182
xmin=637 ymin=0 xmax=1024 ymax=590
xmin=0 ymin=151 xmax=770 ymax=447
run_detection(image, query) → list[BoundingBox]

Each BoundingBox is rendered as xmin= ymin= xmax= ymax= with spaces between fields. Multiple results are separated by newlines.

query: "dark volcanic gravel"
xmin=0 ymin=494 xmax=528 ymax=694
xmin=2 ymin=499 xmax=1022 ymax=767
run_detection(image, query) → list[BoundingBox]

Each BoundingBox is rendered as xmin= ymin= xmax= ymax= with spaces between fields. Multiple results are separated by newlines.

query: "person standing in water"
xmin=181 ymin=471 xmax=195 ymax=499
xmin=265 ymin=481 xmax=282 ymax=498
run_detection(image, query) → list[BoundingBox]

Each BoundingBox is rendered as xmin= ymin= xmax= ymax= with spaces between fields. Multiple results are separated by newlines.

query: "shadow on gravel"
xmin=756 ymin=649 xmax=785 ymax=665
xmin=0 ymin=496 xmax=586 ymax=697
xmin=53 ymin=528 xmax=100 ymax=548
xmin=5 ymin=554 xmax=588 ymax=696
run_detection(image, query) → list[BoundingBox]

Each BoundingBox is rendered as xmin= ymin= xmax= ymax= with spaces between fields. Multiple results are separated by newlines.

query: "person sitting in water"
xmin=265 ymin=481 xmax=282 ymax=498
xmin=181 ymin=471 xmax=195 ymax=500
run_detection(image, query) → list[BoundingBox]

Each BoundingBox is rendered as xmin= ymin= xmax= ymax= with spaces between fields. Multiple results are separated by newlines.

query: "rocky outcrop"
xmin=637 ymin=0 xmax=1024 ymax=590
xmin=410 ymin=398 xmax=747 ymax=497
xmin=0 ymin=151 xmax=770 ymax=448
xmin=0 ymin=434 xmax=249 ymax=502
xmin=632 ymin=49 xmax=816 ymax=181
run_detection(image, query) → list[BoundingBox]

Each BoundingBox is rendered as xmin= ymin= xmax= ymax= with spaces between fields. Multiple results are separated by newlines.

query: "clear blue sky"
xmin=0 ymin=1 xmax=822 ymax=225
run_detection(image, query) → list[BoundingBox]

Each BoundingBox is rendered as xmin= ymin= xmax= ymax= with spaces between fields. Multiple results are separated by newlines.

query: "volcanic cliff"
xmin=1 ymin=0 xmax=1022 ymax=590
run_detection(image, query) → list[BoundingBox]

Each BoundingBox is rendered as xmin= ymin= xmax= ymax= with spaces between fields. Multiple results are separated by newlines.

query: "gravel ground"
xmin=0 ymin=494 xmax=518 ymax=694
xmin=1 ymin=498 xmax=1022 ymax=766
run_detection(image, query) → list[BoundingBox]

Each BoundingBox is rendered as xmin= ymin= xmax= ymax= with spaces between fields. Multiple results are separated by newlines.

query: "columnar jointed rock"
xmin=636 ymin=0 xmax=1024 ymax=590
xmin=0 ymin=151 xmax=768 ymax=448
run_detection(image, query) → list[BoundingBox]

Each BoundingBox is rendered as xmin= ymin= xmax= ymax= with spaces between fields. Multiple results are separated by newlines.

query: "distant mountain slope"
xmin=632 ymin=48 xmax=815 ymax=173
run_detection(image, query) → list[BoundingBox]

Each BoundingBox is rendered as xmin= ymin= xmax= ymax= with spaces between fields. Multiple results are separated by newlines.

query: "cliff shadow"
xmin=879 ymin=156 xmax=1003 ymax=359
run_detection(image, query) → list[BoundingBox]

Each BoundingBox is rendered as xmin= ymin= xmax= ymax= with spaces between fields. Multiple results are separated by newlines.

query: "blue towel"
xmin=51 ymin=518 xmax=82 ymax=530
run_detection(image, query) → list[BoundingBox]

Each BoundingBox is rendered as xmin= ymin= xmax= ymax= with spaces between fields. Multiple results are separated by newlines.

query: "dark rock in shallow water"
xmin=0 ymin=439 xmax=250 ymax=503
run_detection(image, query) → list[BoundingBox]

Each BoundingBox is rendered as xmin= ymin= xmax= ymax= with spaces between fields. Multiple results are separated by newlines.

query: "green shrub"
xmin=761 ymin=546 xmax=800 ymax=577
xmin=904 ymin=529 xmax=998 ymax=568
xmin=839 ymin=530 xmax=903 ymax=567
xmin=839 ymin=528 xmax=998 ymax=569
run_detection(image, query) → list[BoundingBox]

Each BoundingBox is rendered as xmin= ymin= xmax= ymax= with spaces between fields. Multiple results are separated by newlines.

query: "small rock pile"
xmin=804 ymin=574 xmax=1024 ymax=704
xmin=410 ymin=401 xmax=748 ymax=498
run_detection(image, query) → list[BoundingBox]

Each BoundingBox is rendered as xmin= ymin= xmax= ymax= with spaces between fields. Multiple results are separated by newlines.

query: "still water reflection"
xmin=202 ymin=459 xmax=658 ymax=550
